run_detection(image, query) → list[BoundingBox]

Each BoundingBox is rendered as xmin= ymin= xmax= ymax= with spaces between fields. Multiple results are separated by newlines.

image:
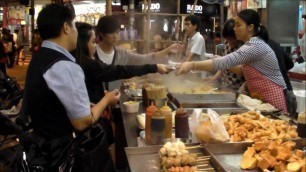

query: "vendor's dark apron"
xmin=243 ymin=64 xmax=287 ymax=112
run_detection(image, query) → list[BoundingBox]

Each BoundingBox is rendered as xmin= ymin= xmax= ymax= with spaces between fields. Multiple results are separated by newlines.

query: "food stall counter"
xmin=120 ymin=93 xmax=144 ymax=147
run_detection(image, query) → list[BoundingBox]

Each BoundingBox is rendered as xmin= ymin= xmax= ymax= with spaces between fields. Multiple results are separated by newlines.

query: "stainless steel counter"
xmin=120 ymin=93 xmax=245 ymax=147
xmin=120 ymin=94 xmax=144 ymax=147
xmin=291 ymin=81 xmax=306 ymax=113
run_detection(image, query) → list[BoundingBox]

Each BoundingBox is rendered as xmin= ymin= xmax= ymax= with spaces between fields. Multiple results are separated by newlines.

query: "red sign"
xmin=8 ymin=18 xmax=22 ymax=25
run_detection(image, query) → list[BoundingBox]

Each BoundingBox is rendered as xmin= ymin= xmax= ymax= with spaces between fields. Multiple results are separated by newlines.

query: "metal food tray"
xmin=182 ymin=102 xmax=246 ymax=112
xmin=125 ymin=143 xmax=214 ymax=172
xmin=201 ymin=138 xmax=306 ymax=172
xmin=171 ymin=92 xmax=238 ymax=104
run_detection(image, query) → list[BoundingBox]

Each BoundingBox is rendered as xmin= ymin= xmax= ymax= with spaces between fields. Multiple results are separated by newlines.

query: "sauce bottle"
xmin=142 ymin=85 xmax=148 ymax=107
xmin=175 ymin=106 xmax=189 ymax=139
xmin=145 ymin=102 xmax=157 ymax=144
xmin=297 ymin=111 xmax=306 ymax=138
xmin=160 ymin=102 xmax=172 ymax=139
xmin=151 ymin=110 xmax=165 ymax=145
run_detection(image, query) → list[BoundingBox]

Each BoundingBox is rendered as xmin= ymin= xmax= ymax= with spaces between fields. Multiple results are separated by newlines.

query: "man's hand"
xmin=155 ymin=43 xmax=184 ymax=59
xmin=176 ymin=62 xmax=193 ymax=75
xmin=157 ymin=64 xmax=173 ymax=74
xmin=104 ymin=89 xmax=121 ymax=106
xmin=167 ymin=43 xmax=184 ymax=54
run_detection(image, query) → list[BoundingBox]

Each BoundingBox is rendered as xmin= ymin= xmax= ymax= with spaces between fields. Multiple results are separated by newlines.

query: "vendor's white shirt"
xmin=96 ymin=45 xmax=115 ymax=65
xmin=42 ymin=41 xmax=91 ymax=120
xmin=186 ymin=32 xmax=206 ymax=61
xmin=300 ymin=33 xmax=306 ymax=60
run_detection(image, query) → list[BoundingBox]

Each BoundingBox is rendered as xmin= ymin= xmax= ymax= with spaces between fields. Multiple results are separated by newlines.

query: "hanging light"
xmin=163 ymin=19 xmax=168 ymax=32
xmin=201 ymin=0 xmax=219 ymax=4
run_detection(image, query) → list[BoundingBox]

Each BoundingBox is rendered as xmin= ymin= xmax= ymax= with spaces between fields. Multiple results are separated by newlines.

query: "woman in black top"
xmin=71 ymin=22 xmax=172 ymax=170
xmin=72 ymin=22 xmax=171 ymax=103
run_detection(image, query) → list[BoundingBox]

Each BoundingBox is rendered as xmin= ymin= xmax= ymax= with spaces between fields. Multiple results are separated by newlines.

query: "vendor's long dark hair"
xmin=222 ymin=19 xmax=236 ymax=39
xmin=72 ymin=22 xmax=93 ymax=65
xmin=238 ymin=9 xmax=269 ymax=42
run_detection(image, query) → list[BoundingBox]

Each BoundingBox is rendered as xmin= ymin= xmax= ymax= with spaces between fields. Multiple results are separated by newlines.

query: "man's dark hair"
xmin=185 ymin=15 xmax=201 ymax=31
xmin=37 ymin=3 xmax=75 ymax=40
xmin=222 ymin=19 xmax=236 ymax=39
xmin=96 ymin=16 xmax=120 ymax=36
xmin=1 ymin=28 xmax=9 ymax=35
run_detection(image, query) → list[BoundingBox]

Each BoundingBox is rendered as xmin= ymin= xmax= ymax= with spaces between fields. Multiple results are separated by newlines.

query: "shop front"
xmin=72 ymin=1 xmax=106 ymax=26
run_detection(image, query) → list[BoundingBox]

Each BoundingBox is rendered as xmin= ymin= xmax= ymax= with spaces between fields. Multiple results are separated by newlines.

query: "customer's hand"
xmin=167 ymin=43 xmax=184 ymax=54
xmin=104 ymin=89 xmax=121 ymax=106
xmin=157 ymin=64 xmax=173 ymax=74
xmin=176 ymin=62 xmax=193 ymax=75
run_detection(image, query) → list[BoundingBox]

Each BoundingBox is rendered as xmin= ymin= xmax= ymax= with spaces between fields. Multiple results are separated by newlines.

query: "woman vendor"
xmin=177 ymin=9 xmax=289 ymax=112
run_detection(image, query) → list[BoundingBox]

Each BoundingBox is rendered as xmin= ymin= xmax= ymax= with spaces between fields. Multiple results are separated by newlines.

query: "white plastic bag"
xmin=189 ymin=109 xmax=202 ymax=143
xmin=194 ymin=109 xmax=230 ymax=143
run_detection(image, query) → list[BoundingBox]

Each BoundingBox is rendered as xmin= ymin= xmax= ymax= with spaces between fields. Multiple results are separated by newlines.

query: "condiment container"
xmin=160 ymin=102 xmax=172 ymax=138
xmin=145 ymin=102 xmax=157 ymax=144
xmin=297 ymin=111 xmax=306 ymax=138
xmin=123 ymin=101 xmax=140 ymax=113
xmin=151 ymin=110 xmax=165 ymax=145
xmin=175 ymin=106 xmax=189 ymax=139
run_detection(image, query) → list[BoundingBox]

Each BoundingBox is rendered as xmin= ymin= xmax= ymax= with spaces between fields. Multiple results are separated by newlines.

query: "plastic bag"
xmin=194 ymin=109 xmax=229 ymax=143
xmin=189 ymin=108 xmax=202 ymax=143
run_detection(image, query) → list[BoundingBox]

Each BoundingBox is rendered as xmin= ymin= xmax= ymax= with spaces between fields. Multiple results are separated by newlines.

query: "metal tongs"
xmin=167 ymin=65 xmax=177 ymax=70
xmin=166 ymin=90 xmax=180 ymax=110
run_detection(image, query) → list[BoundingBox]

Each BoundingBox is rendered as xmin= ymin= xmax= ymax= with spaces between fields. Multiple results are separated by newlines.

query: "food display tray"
xmin=171 ymin=92 xmax=238 ymax=104
xmin=125 ymin=143 xmax=214 ymax=172
xmin=201 ymin=139 xmax=306 ymax=172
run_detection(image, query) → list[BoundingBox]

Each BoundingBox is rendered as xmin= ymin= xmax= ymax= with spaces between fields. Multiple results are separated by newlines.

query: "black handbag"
xmin=57 ymin=118 xmax=115 ymax=172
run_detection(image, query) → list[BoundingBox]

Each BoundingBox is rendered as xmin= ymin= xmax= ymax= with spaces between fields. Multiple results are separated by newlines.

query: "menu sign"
xmin=135 ymin=0 xmax=176 ymax=13
xmin=141 ymin=3 xmax=161 ymax=12
xmin=186 ymin=4 xmax=203 ymax=14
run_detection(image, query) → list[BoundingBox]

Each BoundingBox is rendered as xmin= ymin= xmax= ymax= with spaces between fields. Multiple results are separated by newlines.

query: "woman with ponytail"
xmin=177 ymin=9 xmax=290 ymax=114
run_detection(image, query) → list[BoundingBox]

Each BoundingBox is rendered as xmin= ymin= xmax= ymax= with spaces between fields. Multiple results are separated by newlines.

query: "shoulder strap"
xmin=94 ymin=51 xmax=99 ymax=61
xmin=111 ymin=47 xmax=117 ymax=65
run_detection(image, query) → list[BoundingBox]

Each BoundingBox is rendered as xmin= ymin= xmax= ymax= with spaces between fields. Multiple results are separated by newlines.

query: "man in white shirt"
xmin=184 ymin=15 xmax=206 ymax=62
xmin=300 ymin=18 xmax=306 ymax=60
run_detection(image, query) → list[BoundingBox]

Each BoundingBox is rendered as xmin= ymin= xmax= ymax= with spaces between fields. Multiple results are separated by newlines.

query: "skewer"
xmin=191 ymin=153 xmax=211 ymax=158
xmin=198 ymin=156 xmax=210 ymax=158
xmin=160 ymin=167 xmax=215 ymax=172
xmin=196 ymin=168 xmax=215 ymax=171
xmin=197 ymin=159 xmax=210 ymax=162
xmin=197 ymin=157 xmax=210 ymax=161
xmin=193 ymin=153 xmax=211 ymax=157
xmin=197 ymin=164 xmax=209 ymax=167
xmin=186 ymin=145 xmax=202 ymax=149
xmin=197 ymin=163 xmax=210 ymax=166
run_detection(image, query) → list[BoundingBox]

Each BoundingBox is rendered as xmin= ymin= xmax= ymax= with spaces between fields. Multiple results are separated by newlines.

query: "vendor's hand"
xmin=167 ymin=43 xmax=184 ymax=54
xmin=104 ymin=89 xmax=121 ymax=106
xmin=176 ymin=62 xmax=193 ymax=75
xmin=203 ymin=77 xmax=214 ymax=82
xmin=212 ymin=55 xmax=221 ymax=59
xmin=157 ymin=64 xmax=172 ymax=74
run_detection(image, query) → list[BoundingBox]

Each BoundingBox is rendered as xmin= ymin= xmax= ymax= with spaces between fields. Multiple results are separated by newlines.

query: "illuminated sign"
xmin=142 ymin=3 xmax=160 ymax=12
xmin=186 ymin=4 xmax=203 ymax=14
xmin=73 ymin=3 xmax=105 ymax=15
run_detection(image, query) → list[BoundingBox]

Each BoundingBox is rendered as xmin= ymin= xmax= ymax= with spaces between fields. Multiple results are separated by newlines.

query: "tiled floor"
xmin=6 ymin=56 xmax=30 ymax=88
